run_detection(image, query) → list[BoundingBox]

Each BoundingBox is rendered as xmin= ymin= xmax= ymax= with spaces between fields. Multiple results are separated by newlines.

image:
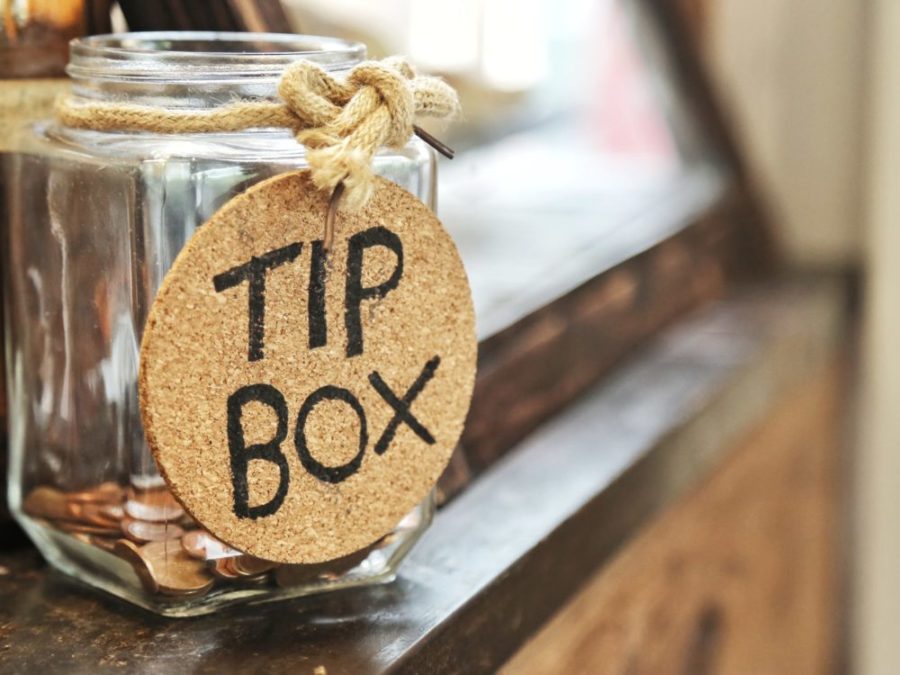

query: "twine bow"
xmin=56 ymin=57 xmax=460 ymax=210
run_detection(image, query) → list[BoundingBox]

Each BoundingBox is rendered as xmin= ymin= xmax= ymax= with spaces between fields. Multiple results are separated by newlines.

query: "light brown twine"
xmin=55 ymin=56 xmax=459 ymax=210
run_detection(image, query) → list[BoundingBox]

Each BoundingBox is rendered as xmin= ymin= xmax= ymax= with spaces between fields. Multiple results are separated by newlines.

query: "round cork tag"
xmin=139 ymin=171 xmax=476 ymax=564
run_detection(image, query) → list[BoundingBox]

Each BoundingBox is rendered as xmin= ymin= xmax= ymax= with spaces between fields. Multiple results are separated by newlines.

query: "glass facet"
xmin=3 ymin=32 xmax=435 ymax=616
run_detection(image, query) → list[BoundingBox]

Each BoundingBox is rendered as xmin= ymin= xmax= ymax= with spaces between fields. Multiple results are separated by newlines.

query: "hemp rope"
xmin=55 ymin=56 xmax=460 ymax=210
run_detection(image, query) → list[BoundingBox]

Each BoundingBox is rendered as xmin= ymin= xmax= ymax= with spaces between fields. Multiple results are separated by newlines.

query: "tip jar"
xmin=3 ymin=32 xmax=437 ymax=616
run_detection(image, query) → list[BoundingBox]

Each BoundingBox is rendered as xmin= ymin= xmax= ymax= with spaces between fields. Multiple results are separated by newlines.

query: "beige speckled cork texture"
xmin=139 ymin=171 xmax=476 ymax=564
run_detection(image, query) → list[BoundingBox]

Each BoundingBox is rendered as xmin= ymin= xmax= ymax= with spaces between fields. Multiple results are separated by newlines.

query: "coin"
xmin=60 ymin=499 xmax=87 ymax=522
xmin=121 ymin=517 xmax=184 ymax=543
xmin=57 ymin=521 xmax=122 ymax=537
xmin=181 ymin=530 xmax=240 ymax=560
xmin=67 ymin=482 xmax=125 ymax=504
xmin=99 ymin=503 xmax=125 ymax=521
xmin=23 ymin=486 xmax=75 ymax=521
xmin=130 ymin=475 xmax=168 ymax=491
xmin=218 ymin=557 xmax=275 ymax=585
xmin=32 ymin=479 xmax=395 ymax=598
xmin=229 ymin=555 xmax=278 ymax=577
xmin=116 ymin=539 xmax=214 ymax=597
xmin=139 ymin=540 xmax=215 ymax=597
xmin=114 ymin=539 xmax=160 ymax=594
xmin=124 ymin=487 xmax=184 ymax=522
xmin=77 ymin=502 xmax=122 ymax=528
xmin=211 ymin=558 xmax=241 ymax=580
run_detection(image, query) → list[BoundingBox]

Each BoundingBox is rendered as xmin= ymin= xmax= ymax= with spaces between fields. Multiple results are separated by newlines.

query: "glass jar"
xmin=3 ymin=32 xmax=436 ymax=616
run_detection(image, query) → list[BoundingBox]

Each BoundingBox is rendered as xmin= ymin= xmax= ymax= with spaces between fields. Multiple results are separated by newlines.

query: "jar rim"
xmin=68 ymin=32 xmax=367 ymax=83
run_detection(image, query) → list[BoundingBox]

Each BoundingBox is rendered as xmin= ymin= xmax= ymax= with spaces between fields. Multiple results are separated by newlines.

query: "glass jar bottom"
xmin=16 ymin=483 xmax=433 ymax=617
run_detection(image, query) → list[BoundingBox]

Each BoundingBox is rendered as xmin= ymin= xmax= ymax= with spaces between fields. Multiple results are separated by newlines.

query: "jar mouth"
xmin=68 ymin=32 xmax=367 ymax=83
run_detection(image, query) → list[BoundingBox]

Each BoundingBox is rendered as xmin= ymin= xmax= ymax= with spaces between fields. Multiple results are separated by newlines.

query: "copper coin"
xmin=57 ymin=520 xmax=122 ymax=537
xmin=181 ymin=530 xmax=240 ymax=561
xmin=23 ymin=486 xmax=74 ymax=521
xmin=129 ymin=475 xmax=168 ymax=491
xmin=230 ymin=555 xmax=278 ymax=577
xmin=124 ymin=488 xmax=183 ymax=522
xmin=211 ymin=558 xmax=240 ymax=580
xmin=67 ymin=482 xmax=125 ymax=504
xmin=62 ymin=500 xmax=87 ymax=521
xmin=139 ymin=540 xmax=215 ymax=597
xmin=114 ymin=539 xmax=160 ymax=594
xmin=218 ymin=557 xmax=274 ymax=585
xmin=121 ymin=517 xmax=184 ymax=543
xmin=116 ymin=539 xmax=214 ymax=597
xmin=77 ymin=503 xmax=122 ymax=528
xmin=99 ymin=503 xmax=125 ymax=521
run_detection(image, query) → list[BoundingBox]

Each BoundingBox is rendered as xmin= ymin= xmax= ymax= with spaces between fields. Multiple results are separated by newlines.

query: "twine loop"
xmin=280 ymin=56 xmax=456 ymax=209
xmin=56 ymin=56 xmax=459 ymax=210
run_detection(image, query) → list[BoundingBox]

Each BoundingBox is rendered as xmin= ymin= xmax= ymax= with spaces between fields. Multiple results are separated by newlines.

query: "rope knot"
xmin=278 ymin=57 xmax=458 ymax=210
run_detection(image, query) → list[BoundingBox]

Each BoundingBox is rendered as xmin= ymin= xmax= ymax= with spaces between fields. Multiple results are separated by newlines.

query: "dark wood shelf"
xmin=0 ymin=278 xmax=847 ymax=674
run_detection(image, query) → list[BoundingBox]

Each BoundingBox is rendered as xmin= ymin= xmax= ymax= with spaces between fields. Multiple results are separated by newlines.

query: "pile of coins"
xmin=22 ymin=483 xmax=384 ymax=598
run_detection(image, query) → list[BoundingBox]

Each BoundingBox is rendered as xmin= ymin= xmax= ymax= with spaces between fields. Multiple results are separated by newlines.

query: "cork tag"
xmin=139 ymin=171 xmax=476 ymax=564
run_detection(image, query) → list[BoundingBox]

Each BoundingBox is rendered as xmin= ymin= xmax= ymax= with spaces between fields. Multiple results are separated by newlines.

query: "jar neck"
xmin=66 ymin=32 xmax=366 ymax=109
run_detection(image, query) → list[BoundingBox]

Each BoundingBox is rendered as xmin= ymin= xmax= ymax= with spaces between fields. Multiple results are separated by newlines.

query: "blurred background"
xmin=272 ymin=5 xmax=896 ymax=670
xmin=271 ymin=1 xmax=898 ymax=669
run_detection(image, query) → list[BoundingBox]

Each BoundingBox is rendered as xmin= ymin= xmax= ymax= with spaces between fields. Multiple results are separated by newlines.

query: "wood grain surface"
xmin=0 ymin=280 xmax=847 ymax=674
xmin=503 ymin=364 xmax=843 ymax=675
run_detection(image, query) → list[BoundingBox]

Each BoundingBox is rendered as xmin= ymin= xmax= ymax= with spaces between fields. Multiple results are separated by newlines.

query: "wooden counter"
xmin=0 ymin=278 xmax=849 ymax=674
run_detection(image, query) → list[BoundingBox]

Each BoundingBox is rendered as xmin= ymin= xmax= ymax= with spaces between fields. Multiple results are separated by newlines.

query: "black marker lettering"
xmin=368 ymin=356 xmax=440 ymax=455
xmin=344 ymin=226 xmax=403 ymax=358
xmin=308 ymin=239 xmax=328 ymax=350
xmin=227 ymin=384 xmax=290 ymax=519
xmin=294 ymin=385 xmax=368 ymax=483
xmin=213 ymin=242 xmax=302 ymax=362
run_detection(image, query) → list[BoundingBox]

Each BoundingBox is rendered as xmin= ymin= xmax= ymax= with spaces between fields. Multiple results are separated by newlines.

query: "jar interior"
xmin=5 ymin=32 xmax=435 ymax=615
xmin=67 ymin=32 xmax=366 ymax=106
